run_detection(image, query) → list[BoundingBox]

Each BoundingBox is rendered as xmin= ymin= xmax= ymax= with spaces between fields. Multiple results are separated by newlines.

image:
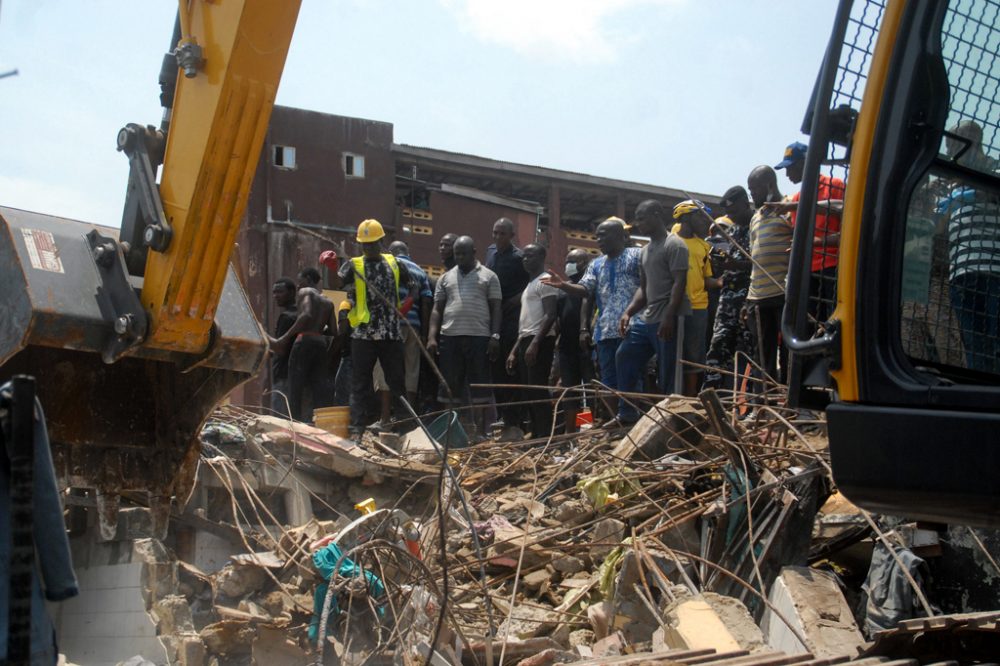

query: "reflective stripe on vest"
xmin=347 ymin=253 xmax=400 ymax=328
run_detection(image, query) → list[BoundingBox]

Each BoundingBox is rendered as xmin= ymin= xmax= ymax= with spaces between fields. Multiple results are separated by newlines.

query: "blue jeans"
xmin=596 ymin=338 xmax=623 ymax=390
xmin=614 ymin=317 xmax=679 ymax=422
xmin=950 ymin=272 xmax=1000 ymax=374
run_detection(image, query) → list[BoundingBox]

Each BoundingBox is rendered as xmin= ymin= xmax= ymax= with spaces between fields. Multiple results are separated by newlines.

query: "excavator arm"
xmin=0 ymin=0 xmax=301 ymax=538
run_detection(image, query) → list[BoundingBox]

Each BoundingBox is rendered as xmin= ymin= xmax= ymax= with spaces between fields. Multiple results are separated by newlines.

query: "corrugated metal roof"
xmin=393 ymin=143 xmax=719 ymax=204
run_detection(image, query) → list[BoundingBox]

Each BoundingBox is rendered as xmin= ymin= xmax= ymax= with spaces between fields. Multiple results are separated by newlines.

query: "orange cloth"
xmin=789 ymin=174 xmax=846 ymax=272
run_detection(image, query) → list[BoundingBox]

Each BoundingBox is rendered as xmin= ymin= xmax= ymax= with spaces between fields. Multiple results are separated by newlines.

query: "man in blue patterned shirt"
xmin=542 ymin=216 xmax=641 ymax=418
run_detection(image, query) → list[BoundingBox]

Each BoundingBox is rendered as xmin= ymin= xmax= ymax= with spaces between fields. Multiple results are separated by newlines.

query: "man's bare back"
xmin=296 ymin=286 xmax=336 ymax=335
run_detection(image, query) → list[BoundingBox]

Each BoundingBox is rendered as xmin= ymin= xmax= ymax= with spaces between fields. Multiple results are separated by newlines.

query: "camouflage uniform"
xmin=704 ymin=223 xmax=754 ymax=389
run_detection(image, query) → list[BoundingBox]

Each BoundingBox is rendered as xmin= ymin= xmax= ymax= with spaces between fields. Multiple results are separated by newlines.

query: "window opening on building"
xmin=344 ymin=152 xmax=365 ymax=178
xmin=273 ymin=145 xmax=296 ymax=169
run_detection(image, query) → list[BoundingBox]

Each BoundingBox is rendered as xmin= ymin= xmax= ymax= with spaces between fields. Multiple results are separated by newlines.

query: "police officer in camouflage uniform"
xmin=704 ymin=186 xmax=755 ymax=389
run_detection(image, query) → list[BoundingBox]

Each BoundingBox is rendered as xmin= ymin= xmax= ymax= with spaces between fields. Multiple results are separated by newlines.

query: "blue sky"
xmin=0 ymin=0 xmax=839 ymax=225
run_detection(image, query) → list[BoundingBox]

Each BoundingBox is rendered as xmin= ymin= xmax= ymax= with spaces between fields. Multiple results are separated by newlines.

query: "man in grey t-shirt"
xmin=614 ymin=200 xmax=690 ymax=423
xmin=427 ymin=236 xmax=502 ymax=437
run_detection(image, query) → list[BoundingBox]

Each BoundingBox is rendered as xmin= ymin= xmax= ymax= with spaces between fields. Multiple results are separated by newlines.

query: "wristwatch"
xmin=490 ymin=333 xmax=501 ymax=340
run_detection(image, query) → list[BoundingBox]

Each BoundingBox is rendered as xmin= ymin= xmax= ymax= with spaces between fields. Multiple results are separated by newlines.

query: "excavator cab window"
xmin=900 ymin=1 xmax=1000 ymax=384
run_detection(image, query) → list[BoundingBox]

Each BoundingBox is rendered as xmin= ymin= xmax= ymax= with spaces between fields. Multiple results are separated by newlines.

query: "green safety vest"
xmin=348 ymin=254 xmax=400 ymax=327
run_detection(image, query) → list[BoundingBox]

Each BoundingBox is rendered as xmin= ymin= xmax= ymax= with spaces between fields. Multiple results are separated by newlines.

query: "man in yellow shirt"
xmin=673 ymin=201 xmax=722 ymax=396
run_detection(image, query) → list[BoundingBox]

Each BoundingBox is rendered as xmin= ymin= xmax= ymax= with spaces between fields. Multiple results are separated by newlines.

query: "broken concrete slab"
xmin=151 ymin=595 xmax=195 ymax=635
xmin=248 ymin=415 xmax=367 ymax=477
xmin=489 ymin=522 xmax=553 ymax=569
xmin=658 ymin=597 xmax=743 ymax=654
xmin=591 ymin=630 xmax=627 ymax=657
xmin=134 ymin=539 xmax=178 ymax=612
xmin=523 ymin=568 xmax=554 ymax=591
xmin=399 ymin=426 xmax=442 ymax=465
xmin=702 ymin=592 xmax=766 ymax=653
xmin=214 ymin=563 xmax=268 ymax=598
xmin=514 ymin=647 xmax=579 ymax=666
xmin=251 ymin=626 xmax=308 ymax=665
xmin=554 ymin=498 xmax=591 ymax=526
xmin=552 ymin=554 xmax=586 ymax=575
xmin=612 ymin=398 xmax=710 ymax=462
xmin=462 ymin=637 xmax=562 ymax=665
xmin=199 ymin=620 xmax=255 ymax=656
xmin=590 ymin=518 xmax=626 ymax=561
xmin=762 ymin=566 xmax=865 ymax=659
xmin=497 ymin=603 xmax=562 ymax=640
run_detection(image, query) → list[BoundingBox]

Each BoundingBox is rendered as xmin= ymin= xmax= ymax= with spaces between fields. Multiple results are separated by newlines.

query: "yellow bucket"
xmin=313 ymin=406 xmax=350 ymax=438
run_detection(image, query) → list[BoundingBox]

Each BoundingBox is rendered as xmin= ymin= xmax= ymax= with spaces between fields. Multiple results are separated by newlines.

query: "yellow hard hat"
xmin=672 ymin=199 xmax=702 ymax=220
xmin=356 ymin=219 xmax=385 ymax=243
xmin=338 ymin=300 xmax=352 ymax=312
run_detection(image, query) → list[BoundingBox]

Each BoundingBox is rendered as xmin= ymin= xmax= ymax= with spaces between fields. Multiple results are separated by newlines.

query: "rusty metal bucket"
xmin=0 ymin=206 xmax=267 ymax=537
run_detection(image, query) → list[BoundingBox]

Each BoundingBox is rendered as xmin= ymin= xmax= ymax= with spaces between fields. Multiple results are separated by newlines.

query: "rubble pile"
xmin=126 ymin=392 xmax=1000 ymax=665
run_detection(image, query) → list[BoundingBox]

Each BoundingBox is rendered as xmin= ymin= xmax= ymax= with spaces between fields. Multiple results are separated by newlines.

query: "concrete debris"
xmin=214 ymin=563 xmax=268 ymax=598
xmin=590 ymin=517 xmax=626 ymax=561
xmin=658 ymin=597 xmax=744 ymax=653
xmin=552 ymin=554 xmax=586 ymax=575
xmin=762 ymin=566 xmax=864 ymax=658
xmin=60 ymin=398 xmax=1000 ymax=665
xmin=612 ymin=397 xmax=709 ymax=462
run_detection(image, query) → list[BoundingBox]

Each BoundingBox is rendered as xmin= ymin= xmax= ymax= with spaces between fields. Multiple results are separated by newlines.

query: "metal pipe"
xmin=781 ymin=0 xmax=855 ymax=355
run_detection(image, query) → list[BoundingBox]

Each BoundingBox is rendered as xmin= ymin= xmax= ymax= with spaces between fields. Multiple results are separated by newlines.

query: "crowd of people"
xmin=265 ymin=140 xmax=847 ymax=440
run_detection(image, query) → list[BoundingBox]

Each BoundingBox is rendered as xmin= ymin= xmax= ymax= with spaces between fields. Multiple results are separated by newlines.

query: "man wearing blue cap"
xmin=774 ymin=141 xmax=846 ymax=323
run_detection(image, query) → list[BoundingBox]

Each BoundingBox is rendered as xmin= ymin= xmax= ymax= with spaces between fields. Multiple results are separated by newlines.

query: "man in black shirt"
xmin=439 ymin=233 xmax=458 ymax=271
xmin=270 ymin=277 xmax=298 ymax=418
xmin=555 ymin=249 xmax=593 ymax=432
xmin=485 ymin=217 xmax=530 ymax=437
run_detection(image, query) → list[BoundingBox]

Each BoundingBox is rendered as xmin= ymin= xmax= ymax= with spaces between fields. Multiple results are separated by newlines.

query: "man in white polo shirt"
xmin=427 ymin=236 xmax=502 ymax=437
xmin=506 ymin=243 xmax=559 ymax=437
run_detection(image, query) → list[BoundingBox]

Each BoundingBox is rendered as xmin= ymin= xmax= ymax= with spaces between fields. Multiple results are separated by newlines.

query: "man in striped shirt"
xmin=745 ymin=166 xmax=793 ymax=385
xmin=427 ymin=236 xmax=503 ymax=436
xmin=940 ymin=120 xmax=1000 ymax=373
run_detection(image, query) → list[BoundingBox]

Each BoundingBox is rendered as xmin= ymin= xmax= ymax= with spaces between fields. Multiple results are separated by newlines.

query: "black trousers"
xmin=350 ymin=338 xmax=406 ymax=429
xmin=515 ymin=336 xmax=557 ymax=436
xmin=558 ymin=345 xmax=594 ymax=411
xmin=288 ymin=335 xmax=334 ymax=422
xmin=747 ymin=296 xmax=787 ymax=387
xmin=491 ymin=330 xmax=522 ymax=427
xmin=438 ymin=335 xmax=493 ymax=406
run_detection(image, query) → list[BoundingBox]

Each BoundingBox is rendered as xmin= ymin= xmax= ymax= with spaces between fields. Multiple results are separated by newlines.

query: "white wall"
xmin=50 ymin=561 xmax=167 ymax=666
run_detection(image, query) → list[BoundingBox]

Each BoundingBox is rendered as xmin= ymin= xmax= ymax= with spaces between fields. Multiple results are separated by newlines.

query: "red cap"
xmin=319 ymin=250 xmax=339 ymax=270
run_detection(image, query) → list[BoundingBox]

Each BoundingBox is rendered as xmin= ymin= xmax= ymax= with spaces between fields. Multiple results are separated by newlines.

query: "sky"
xmin=0 ymin=0 xmax=839 ymax=226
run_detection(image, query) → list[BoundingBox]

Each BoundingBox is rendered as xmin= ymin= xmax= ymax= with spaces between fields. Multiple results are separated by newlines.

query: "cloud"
xmin=440 ymin=0 xmax=681 ymax=63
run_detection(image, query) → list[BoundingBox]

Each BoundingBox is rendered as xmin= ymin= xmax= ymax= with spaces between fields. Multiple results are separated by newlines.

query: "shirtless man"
xmin=269 ymin=267 xmax=337 ymax=422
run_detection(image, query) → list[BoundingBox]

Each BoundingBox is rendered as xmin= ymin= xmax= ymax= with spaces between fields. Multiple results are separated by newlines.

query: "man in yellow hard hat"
xmin=335 ymin=219 xmax=415 ymax=437
xmin=672 ymin=200 xmax=721 ymax=396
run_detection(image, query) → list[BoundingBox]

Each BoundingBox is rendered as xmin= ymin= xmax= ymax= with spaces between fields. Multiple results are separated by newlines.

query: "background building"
xmin=233 ymin=105 xmax=717 ymax=405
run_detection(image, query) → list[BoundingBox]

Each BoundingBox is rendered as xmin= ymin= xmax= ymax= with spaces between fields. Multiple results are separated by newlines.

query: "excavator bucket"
xmin=0 ymin=206 xmax=267 ymax=538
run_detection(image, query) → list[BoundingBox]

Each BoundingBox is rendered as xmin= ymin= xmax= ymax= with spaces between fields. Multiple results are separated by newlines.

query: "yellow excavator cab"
xmin=785 ymin=0 xmax=1000 ymax=527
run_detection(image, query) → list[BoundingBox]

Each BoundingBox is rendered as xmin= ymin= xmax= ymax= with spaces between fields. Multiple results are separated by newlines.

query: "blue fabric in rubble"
xmin=308 ymin=541 xmax=385 ymax=642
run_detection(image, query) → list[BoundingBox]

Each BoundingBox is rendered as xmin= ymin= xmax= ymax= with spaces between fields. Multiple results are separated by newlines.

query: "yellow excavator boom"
xmin=0 ymin=0 xmax=301 ymax=538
